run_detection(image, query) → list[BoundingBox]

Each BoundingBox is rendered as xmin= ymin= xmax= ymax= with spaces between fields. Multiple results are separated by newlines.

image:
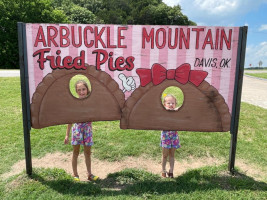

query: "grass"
xmin=0 ymin=77 xmax=266 ymax=199
xmin=245 ymin=73 xmax=267 ymax=79
xmin=1 ymin=167 xmax=266 ymax=199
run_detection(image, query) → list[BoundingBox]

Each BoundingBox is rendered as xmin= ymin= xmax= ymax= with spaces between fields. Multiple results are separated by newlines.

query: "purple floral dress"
xmin=160 ymin=130 xmax=180 ymax=149
xmin=71 ymin=122 xmax=93 ymax=146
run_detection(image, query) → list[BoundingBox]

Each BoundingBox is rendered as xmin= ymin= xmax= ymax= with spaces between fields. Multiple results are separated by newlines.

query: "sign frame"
xmin=17 ymin=22 xmax=247 ymax=175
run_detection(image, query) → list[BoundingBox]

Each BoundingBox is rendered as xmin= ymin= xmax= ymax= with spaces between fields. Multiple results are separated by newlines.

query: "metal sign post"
xmin=229 ymin=26 xmax=248 ymax=174
xmin=18 ymin=22 xmax=32 ymax=175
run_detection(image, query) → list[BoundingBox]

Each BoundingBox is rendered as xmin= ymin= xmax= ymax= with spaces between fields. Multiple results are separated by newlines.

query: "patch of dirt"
xmin=235 ymin=159 xmax=266 ymax=181
xmin=1 ymin=152 xmax=265 ymax=182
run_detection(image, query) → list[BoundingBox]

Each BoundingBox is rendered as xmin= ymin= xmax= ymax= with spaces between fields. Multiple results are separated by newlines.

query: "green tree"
xmin=96 ymin=0 xmax=196 ymax=25
xmin=259 ymin=60 xmax=263 ymax=67
xmin=69 ymin=5 xmax=96 ymax=24
xmin=0 ymin=0 xmax=68 ymax=69
xmin=0 ymin=0 xmax=196 ymax=69
xmin=52 ymin=0 xmax=99 ymax=24
xmin=96 ymin=0 xmax=132 ymax=24
xmin=72 ymin=0 xmax=103 ymax=14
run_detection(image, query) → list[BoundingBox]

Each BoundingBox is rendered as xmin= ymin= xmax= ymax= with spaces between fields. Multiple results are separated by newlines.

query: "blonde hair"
xmin=163 ymin=94 xmax=177 ymax=104
xmin=75 ymin=80 xmax=90 ymax=95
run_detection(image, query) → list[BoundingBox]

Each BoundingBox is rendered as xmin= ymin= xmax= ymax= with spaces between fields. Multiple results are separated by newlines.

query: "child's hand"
xmin=174 ymin=107 xmax=179 ymax=111
xmin=64 ymin=136 xmax=69 ymax=144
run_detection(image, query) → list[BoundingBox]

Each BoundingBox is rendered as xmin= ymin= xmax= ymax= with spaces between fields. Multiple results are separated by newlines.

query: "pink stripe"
xmin=158 ymin=26 xmax=168 ymax=68
xmin=186 ymin=26 xmax=196 ymax=70
xmin=123 ymin=25 xmax=133 ymax=98
xmin=49 ymin=24 xmax=60 ymax=75
xmin=131 ymin=25 xmax=142 ymax=88
xmin=32 ymin=24 xmax=44 ymax=90
xmin=141 ymin=26 xmax=151 ymax=69
xmin=177 ymin=27 xmax=188 ymax=68
xmin=68 ymin=24 xmax=79 ymax=72
xmin=228 ymin=27 xmax=239 ymax=113
xmin=105 ymin=25 xmax=114 ymax=78
xmin=201 ymin=26 xmax=216 ymax=84
xmin=26 ymin=24 xmax=35 ymax=102
xmin=86 ymin=24 xmax=96 ymax=66
xmin=194 ymin=26 xmax=205 ymax=71
xmin=211 ymin=28 xmax=223 ymax=90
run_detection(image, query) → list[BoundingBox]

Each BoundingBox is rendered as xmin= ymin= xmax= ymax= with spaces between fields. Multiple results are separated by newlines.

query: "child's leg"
xmin=169 ymin=148 xmax=176 ymax=174
xmin=72 ymin=145 xmax=80 ymax=177
xmin=84 ymin=146 xmax=92 ymax=176
xmin=162 ymin=148 xmax=169 ymax=174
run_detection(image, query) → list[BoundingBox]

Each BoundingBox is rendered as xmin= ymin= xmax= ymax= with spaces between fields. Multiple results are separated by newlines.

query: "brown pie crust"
xmin=120 ymin=80 xmax=231 ymax=132
xmin=31 ymin=64 xmax=125 ymax=129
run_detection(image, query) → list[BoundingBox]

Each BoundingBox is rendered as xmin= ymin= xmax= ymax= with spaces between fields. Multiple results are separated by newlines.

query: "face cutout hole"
xmin=161 ymin=86 xmax=184 ymax=111
xmin=69 ymin=75 xmax=91 ymax=99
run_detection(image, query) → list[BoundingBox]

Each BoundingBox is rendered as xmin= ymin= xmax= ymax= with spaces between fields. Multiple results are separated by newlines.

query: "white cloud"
xmin=259 ymin=24 xmax=267 ymax=31
xmin=245 ymin=42 xmax=267 ymax=67
xmin=193 ymin=0 xmax=238 ymax=14
xmin=163 ymin=0 xmax=267 ymax=26
xmin=162 ymin=0 xmax=267 ymax=68
xmin=162 ymin=0 xmax=181 ymax=7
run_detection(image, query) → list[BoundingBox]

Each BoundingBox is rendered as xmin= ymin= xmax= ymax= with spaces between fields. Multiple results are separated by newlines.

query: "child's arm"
xmin=64 ymin=124 xmax=72 ymax=144
xmin=174 ymin=107 xmax=179 ymax=111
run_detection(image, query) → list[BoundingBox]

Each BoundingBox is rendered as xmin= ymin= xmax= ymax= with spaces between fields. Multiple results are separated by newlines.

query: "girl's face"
xmin=164 ymin=96 xmax=176 ymax=110
xmin=76 ymin=83 xmax=88 ymax=99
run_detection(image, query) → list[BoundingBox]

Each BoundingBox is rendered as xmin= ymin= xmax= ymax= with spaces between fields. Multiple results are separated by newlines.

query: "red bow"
xmin=136 ymin=63 xmax=208 ymax=87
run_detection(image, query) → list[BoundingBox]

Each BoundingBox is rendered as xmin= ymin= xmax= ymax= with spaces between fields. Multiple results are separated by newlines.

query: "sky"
xmin=163 ymin=0 xmax=267 ymax=68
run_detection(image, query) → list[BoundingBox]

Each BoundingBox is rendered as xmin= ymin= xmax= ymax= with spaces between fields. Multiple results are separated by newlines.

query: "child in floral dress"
xmin=160 ymin=94 xmax=181 ymax=178
xmin=64 ymin=80 xmax=99 ymax=181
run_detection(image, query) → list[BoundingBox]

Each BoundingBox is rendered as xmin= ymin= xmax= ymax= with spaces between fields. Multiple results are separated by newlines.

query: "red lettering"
xmin=62 ymin=56 xmax=73 ymax=69
xmin=107 ymin=27 xmax=116 ymax=48
xmin=168 ymin=28 xmax=178 ymax=49
xmin=33 ymin=48 xmax=86 ymax=70
xmin=215 ymin=28 xmax=220 ymax=50
xmin=202 ymin=29 xmax=214 ymax=49
xmin=142 ymin=28 xmax=154 ymax=49
xmin=33 ymin=48 xmax=50 ymax=69
xmin=92 ymin=49 xmax=108 ymax=70
xmin=34 ymin=26 xmax=47 ymax=47
xmin=47 ymin=26 xmax=58 ymax=47
xmin=60 ymin=26 xmax=70 ymax=47
xmin=55 ymin=50 xmax=62 ymax=67
xmin=156 ymin=28 xmax=166 ymax=49
xmin=108 ymin=52 xmax=116 ymax=70
xmin=46 ymin=55 xmax=60 ymax=69
xmin=192 ymin=28 xmax=204 ymax=49
xmin=71 ymin=26 xmax=82 ymax=48
xmin=125 ymin=56 xmax=135 ymax=71
xmin=92 ymin=49 xmax=135 ymax=71
xmin=72 ymin=51 xmax=86 ymax=69
xmin=118 ymin=27 xmax=127 ymax=48
xmin=94 ymin=27 xmax=106 ymax=48
xmin=179 ymin=28 xmax=190 ymax=49
xmin=220 ymin=29 xmax=232 ymax=50
xmin=115 ymin=57 xmax=125 ymax=71
xmin=84 ymin=26 xmax=94 ymax=48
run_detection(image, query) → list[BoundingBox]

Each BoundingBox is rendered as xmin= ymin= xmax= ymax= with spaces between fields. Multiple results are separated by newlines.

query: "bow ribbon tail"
xmin=136 ymin=69 xmax=152 ymax=87
xmin=189 ymin=70 xmax=208 ymax=86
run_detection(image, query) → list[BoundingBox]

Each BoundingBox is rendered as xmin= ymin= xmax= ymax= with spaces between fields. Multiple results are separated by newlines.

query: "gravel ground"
xmin=0 ymin=70 xmax=20 ymax=77
xmin=242 ymin=75 xmax=267 ymax=109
